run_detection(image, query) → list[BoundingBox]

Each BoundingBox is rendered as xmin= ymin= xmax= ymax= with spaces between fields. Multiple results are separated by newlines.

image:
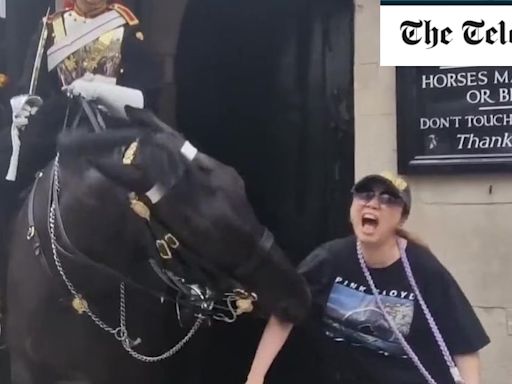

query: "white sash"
xmin=0 ymin=0 xmax=6 ymax=19
xmin=47 ymin=10 xmax=126 ymax=72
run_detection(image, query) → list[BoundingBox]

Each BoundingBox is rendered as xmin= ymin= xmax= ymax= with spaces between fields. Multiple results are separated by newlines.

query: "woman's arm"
xmin=245 ymin=315 xmax=294 ymax=384
xmin=454 ymin=352 xmax=481 ymax=384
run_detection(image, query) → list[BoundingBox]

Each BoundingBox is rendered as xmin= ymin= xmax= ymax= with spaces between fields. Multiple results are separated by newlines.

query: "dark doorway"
xmin=174 ymin=0 xmax=354 ymax=383
xmin=175 ymin=0 xmax=354 ymax=264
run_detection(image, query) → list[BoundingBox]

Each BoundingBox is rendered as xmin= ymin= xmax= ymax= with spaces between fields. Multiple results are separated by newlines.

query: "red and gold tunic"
xmin=16 ymin=1 xmax=161 ymax=111
xmin=46 ymin=3 xmax=139 ymax=86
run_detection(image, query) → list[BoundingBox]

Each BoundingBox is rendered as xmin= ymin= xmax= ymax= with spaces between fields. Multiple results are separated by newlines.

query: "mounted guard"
xmin=0 ymin=1 xmax=163 ymax=357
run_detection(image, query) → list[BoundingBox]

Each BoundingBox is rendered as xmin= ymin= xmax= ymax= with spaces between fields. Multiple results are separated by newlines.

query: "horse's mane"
xmin=57 ymin=128 xmax=144 ymax=155
xmin=56 ymin=108 xmax=185 ymax=156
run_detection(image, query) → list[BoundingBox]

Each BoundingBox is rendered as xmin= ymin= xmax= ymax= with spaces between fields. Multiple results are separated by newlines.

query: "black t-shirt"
xmin=298 ymin=235 xmax=490 ymax=384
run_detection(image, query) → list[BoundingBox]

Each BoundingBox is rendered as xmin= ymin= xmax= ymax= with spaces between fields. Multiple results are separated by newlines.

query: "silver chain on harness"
xmin=48 ymin=154 xmax=203 ymax=362
xmin=356 ymin=239 xmax=465 ymax=384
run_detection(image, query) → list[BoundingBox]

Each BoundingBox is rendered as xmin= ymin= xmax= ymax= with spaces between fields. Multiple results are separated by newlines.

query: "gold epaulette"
xmin=46 ymin=7 xmax=72 ymax=24
xmin=47 ymin=8 xmax=72 ymax=42
xmin=110 ymin=4 xmax=139 ymax=26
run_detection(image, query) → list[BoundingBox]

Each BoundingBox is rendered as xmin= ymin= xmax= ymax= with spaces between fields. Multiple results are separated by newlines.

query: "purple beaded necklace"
xmin=356 ymin=238 xmax=465 ymax=384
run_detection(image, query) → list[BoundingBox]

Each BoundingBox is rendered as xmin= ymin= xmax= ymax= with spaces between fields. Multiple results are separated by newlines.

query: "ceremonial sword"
xmin=5 ymin=6 xmax=50 ymax=181
xmin=29 ymin=6 xmax=51 ymax=94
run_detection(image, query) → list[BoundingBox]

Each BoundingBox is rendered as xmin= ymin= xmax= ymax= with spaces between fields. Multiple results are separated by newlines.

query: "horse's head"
xmin=58 ymin=108 xmax=310 ymax=324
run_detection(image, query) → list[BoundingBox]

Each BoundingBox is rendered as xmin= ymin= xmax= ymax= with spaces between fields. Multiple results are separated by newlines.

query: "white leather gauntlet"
xmin=64 ymin=75 xmax=144 ymax=120
xmin=6 ymin=95 xmax=44 ymax=181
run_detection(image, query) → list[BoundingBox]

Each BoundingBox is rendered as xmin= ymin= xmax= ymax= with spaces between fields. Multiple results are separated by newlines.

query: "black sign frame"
xmin=396 ymin=66 xmax=512 ymax=174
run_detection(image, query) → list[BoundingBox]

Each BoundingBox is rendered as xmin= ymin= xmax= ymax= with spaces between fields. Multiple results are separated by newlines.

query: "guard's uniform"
xmin=0 ymin=4 xmax=162 ymax=344
xmin=0 ymin=3 xmax=162 ymax=220
xmin=18 ymin=3 xmax=162 ymax=109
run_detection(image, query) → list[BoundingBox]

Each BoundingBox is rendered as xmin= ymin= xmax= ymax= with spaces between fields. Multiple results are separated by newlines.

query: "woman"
xmin=245 ymin=171 xmax=490 ymax=384
xmin=3 ymin=0 xmax=162 ymax=185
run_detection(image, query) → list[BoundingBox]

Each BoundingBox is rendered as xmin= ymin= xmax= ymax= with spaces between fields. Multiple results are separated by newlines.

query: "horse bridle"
xmin=27 ymin=136 xmax=273 ymax=325
xmin=121 ymin=140 xmax=273 ymax=321
xmin=14 ymin=95 xmax=280 ymax=361
xmin=27 ymin=166 xmax=178 ymax=302
xmin=24 ymin=146 xmax=274 ymax=362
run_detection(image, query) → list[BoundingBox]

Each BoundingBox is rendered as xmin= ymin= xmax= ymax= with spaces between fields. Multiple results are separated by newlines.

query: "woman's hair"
xmin=396 ymin=227 xmax=430 ymax=250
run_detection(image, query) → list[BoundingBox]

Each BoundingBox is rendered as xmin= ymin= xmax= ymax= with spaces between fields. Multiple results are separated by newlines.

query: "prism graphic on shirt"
xmin=324 ymin=277 xmax=414 ymax=357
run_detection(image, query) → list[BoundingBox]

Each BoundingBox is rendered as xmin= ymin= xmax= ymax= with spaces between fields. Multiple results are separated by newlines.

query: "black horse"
xmin=4 ymin=108 xmax=310 ymax=384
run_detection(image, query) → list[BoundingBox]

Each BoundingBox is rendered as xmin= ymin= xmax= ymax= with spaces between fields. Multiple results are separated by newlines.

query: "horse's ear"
xmin=88 ymin=158 xmax=152 ymax=194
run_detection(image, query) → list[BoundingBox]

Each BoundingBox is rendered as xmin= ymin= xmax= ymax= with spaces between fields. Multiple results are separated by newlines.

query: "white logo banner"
xmin=381 ymin=5 xmax=512 ymax=66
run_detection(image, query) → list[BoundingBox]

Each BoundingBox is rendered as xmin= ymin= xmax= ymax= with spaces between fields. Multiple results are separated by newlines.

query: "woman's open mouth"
xmin=361 ymin=213 xmax=379 ymax=233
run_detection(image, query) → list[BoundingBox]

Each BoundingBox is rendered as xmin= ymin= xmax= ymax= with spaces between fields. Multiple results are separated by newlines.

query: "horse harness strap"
xmin=133 ymin=203 xmax=228 ymax=295
xmin=29 ymin=147 xmax=259 ymax=329
xmin=67 ymin=98 xmax=106 ymax=133
xmin=40 ymin=156 xmax=204 ymax=362
xmin=127 ymin=172 xmax=273 ymax=285
xmin=30 ymin=159 xmax=254 ymax=319
xmin=27 ymin=171 xmax=53 ymax=276
xmin=128 ymin=191 xmax=260 ymax=314
xmin=27 ymin=163 xmax=175 ymax=301
xmin=131 ymin=206 xmax=257 ymax=320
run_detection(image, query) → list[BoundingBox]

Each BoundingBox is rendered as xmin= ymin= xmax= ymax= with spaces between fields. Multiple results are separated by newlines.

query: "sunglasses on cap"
xmin=351 ymin=186 xmax=404 ymax=207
